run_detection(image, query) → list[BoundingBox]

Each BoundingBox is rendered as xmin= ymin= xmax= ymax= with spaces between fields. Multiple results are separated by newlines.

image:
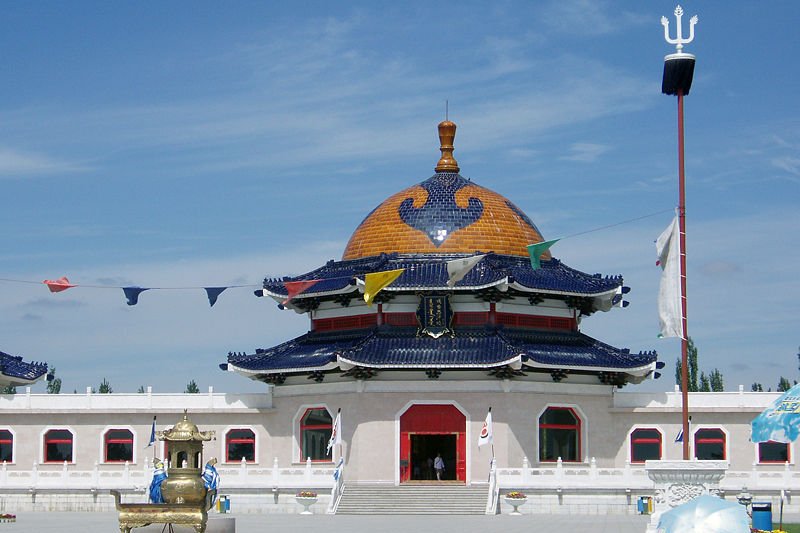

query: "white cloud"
xmin=0 ymin=147 xmax=87 ymax=177
xmin=560 ymin=142 xmax=611 ymax=162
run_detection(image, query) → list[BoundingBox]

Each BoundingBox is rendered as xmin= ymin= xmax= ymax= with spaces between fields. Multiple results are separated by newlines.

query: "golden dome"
xmin=342 ymin=121 xmax=547 ymax=260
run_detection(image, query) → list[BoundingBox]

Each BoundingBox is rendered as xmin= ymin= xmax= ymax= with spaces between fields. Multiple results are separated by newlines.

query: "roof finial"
xmin=435 ymin=118 xmax=459 ymax=173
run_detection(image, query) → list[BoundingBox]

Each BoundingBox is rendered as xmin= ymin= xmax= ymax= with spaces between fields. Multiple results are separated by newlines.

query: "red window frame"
xmin=0 ymin=429 xmax=13 ymax=462
xmin=694 ymin=428 xmax=726 ymax=460
xmin=758 ymin=441 xmax=790 ymax=464
xmin=299 ymin=407 xmax=333 ymax=462
xmin=104 ymin=429 xmax=134 ymax=463
xmin=539 ymin=407 xmax=581 ymax=462
xmin=226 ymin=428 xmax=256 ymax=463
xmin=44 ymin=429 xmax=74 ymax=463
xmin=630 ymin=428 xmax=663 ymax=463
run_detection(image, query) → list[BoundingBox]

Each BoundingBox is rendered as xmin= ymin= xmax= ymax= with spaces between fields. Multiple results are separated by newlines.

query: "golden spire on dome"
xmin=435 ymin=120 xmax=460 ymax=173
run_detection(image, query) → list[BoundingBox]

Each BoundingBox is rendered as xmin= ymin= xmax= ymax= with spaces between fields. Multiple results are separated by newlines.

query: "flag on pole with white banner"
xmin=656 ymin=215 xmax=684 ymax=338
xmin=478 ymin=408 xmax=493 ymax=447
xmin=327 ymin=408 xmax=342 ymax=454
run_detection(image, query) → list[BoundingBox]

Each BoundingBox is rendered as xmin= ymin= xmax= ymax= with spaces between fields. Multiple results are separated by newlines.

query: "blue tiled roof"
xmin=0 ymin=350 xmax=49 ymax=382
xmin=224 ymin=330 xmax=365 ymax=372
xmin=224 ymin=326 xmax=655 ymax=373
xmin=339 ymin=326 xmax=520 ymax=367
xmin=263 ymin=253 xmax=622 ymax=299
xmin=501 ymin=329 xmax=657 ymax=369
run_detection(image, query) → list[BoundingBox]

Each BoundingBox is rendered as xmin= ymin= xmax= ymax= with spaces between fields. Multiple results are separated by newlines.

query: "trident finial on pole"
xmin=661 ymin=5 xmax=698 ymax=54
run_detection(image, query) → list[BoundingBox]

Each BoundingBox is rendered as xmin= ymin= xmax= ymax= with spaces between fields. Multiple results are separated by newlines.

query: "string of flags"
xmin=3 ymin=207 xmax=674 ymax=309
xmin=32 ymin=276 xmax=258 ymax=307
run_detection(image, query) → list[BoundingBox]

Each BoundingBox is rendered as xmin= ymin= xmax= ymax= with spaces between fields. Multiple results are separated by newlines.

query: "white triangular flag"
xmin=446 ymin=254 xmax=487 ymax=287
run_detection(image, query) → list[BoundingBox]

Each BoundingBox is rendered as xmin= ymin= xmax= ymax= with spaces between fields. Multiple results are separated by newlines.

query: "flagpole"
xmin=677 ymin=89 xmax=690 ymax=461
xmin=661 ymin=5 xmax=698 ymax=461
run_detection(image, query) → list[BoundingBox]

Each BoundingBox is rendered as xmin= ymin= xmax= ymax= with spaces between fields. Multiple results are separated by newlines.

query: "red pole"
xmin=677 ymin=90 xmax=690 ymax=461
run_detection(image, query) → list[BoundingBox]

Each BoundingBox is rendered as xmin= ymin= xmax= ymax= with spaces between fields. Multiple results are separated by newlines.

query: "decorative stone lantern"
xmin=157 ymin=411 xmax=215 ymax=505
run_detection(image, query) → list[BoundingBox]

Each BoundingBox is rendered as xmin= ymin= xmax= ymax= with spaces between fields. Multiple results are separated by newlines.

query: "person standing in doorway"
xmin=434 ymin=452 xmax=445 ymax=481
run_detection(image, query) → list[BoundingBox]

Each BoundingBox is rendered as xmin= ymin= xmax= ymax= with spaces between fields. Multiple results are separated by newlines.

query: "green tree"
xmin=778 ymin=376 xmax=792 ymax=392
xmin=1 ymin=385 xmax=16 ymax=394
xmin=698 ymin=372 xmax=710 ymax=392
xmin=184 ymin=380 xmax=200 ymax=394
xmin=751 ymin=382 xmax=763 ymax=392
xmin=709 ymin=369 xmax=724 ymax=392
xmin=675 ymin=337 xmax=700 ymax=391
xmin=47 ymin=367 xmax=62 ymax=394
xmin=137 ymin=385 xmax=146 ymax=394
xmin=98 ymin=378 xmax=113 ymax=394
xmin=675 ymin=338 xmax=724 ymax=392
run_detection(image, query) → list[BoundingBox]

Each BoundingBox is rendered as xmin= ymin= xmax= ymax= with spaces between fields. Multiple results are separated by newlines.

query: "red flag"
xmin=43 ymin=276 xmax=75 ymax=293
xmin=282 ymin=280 xmax=320 ymax=305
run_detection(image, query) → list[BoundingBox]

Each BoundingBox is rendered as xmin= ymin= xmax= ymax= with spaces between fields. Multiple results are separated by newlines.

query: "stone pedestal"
xmin=644 ymin=460 xmax=727 ymax=533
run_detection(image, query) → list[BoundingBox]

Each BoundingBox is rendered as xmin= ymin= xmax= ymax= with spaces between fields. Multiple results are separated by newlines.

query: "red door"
xmin=399 ymin=404 xmax=466 ymax=483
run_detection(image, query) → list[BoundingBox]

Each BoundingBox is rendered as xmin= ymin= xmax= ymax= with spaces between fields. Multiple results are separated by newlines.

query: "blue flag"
xmin=147 ymin=416 xmax=156 ymax=447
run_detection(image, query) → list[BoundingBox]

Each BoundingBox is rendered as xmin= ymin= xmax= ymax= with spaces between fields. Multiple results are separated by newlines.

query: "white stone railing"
xmin=327 ymin=458 xmax=345 ymax=514
xmin=0 ymin=387 xmax=273 ymax=411
xmin=496 ymin=457 xmax=800 ymax=493
xmin=485 ymin=458 xmax=499 ymax=515
xmin=0 ymin=457 xmax=335 ymax=493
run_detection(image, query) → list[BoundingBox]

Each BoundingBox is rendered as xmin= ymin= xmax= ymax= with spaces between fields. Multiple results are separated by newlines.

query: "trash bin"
xmin=217 ymin=495 xmax=230 ymax=514
xmin=637 ymin=496 xmax=652 ymax=515
xmin=751 ymin=501 xmax=772 ymax=532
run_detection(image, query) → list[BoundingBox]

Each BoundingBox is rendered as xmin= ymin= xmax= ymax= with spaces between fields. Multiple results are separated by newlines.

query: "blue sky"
xmin=1 ymin=1 xmax=798 ymax=394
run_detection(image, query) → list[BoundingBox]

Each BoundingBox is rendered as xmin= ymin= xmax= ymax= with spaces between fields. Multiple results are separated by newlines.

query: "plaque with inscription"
xmin=416 ymin=295 xmax=453 ymax=339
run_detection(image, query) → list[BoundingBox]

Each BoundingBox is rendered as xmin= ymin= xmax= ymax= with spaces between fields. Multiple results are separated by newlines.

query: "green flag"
xmin=527 ymin=239 xmax=559 ymax=270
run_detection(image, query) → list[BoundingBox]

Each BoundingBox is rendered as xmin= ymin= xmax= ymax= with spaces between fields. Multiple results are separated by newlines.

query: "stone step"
xmin=335 ymin=484 xmax=488 ymax=515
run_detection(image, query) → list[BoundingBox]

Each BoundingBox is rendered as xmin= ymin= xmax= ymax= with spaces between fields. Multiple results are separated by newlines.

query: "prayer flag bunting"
xmin=43 ymin=276 xmax=75 ymax=293
xmin=204 ymin=287 xmax=227 ymax=307
xmin=327 ymin=408 xmax=342 ymax=454
xmin=526 ymin=239 xmax=560 ymax=270
xmin=446 ymin=254 xmax=487 ymax=287
xmin=478 ymin=407 xmax=493 ymax=447
xmin=282 ymin=280 xmax=321 ymax=306
xmin=656 ymin=216 xmax=683 ymax=338
xmin=123 ymin=287 xmax=149 ymax=306
xmin=363 ymin=269 xmax=404 ymax=306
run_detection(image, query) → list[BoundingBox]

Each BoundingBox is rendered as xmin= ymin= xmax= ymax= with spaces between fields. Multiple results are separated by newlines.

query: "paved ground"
xmin=3 ymin=511 xmax=798 ymax=532
xmin=1 ymin=511 xmax=652 ymax=533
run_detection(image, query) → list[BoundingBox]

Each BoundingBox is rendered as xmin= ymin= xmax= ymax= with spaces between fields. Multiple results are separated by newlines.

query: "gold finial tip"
xmin=435 ymin=120 xmax=460 ymax=173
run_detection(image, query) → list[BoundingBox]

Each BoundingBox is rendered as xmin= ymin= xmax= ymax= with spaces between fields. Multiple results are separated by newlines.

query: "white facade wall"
xmin=0 ymin=383 xmax=796 ymax=514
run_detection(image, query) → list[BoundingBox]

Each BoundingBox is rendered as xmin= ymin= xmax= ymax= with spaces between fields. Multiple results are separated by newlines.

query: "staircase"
xmin=335 ymin=483 xmax=488 ymax=515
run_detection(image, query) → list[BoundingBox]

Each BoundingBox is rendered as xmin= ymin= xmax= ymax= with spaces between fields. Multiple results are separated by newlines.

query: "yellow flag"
xmin=363 ymin=268 xmax=405 ymax=306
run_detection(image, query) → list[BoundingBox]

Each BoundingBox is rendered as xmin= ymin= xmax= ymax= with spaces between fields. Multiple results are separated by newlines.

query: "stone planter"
xmin=504 ymin=496 xmax=527 ymax=515
xmin=296 ymin=496 xmax=318 ymax=515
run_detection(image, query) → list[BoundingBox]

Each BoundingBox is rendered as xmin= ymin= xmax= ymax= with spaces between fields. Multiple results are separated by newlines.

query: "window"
xmin=758 ymin=441 xmax=789 ymax=464
xmin=226 ymin=428 xmax=256 ymax=463
xmin=300 ymin=407 xmax=332 ymax=461
xmin=0 ymin=430 xmax=12 ymax=462
xmin=539 ymin=407 xmax=581 ymax=462
xmin=104 ymin=429 xmax=134 ymax=462
xmin=630 ymin=428 xmax=662 ymax=463
xmin=44 ymin=429 xmax=73 ymax=462
xmin=694 ymin=428 xmax=726 ymax=460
